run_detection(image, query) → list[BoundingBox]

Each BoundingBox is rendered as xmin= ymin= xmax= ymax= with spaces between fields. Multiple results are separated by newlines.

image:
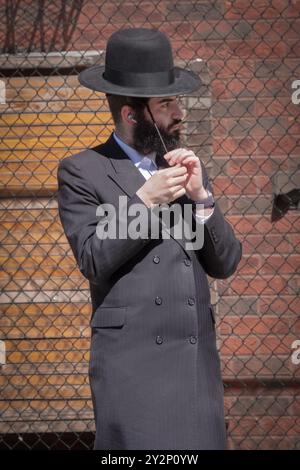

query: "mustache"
xmin=168 ymin=119 xmax=183 ymax=130
xmin=168 ymin=119 xmax=183 ymax=129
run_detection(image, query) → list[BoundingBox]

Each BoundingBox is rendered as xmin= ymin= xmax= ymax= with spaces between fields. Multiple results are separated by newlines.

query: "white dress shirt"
xmin=113 ymin=132 xmax=214 ymax=224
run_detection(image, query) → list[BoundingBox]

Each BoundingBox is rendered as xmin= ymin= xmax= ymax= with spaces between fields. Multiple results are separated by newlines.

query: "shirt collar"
xmin=113 ymin=131 xmax=157 ymax=170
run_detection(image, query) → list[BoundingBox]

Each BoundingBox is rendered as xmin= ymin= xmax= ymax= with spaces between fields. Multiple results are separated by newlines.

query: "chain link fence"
xmin=0 ymin=0 xmax=299 ymax=450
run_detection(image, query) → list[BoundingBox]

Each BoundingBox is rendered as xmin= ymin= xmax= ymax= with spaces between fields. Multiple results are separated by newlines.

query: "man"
xmin=57 ymin=28 xmax=242 ymax=450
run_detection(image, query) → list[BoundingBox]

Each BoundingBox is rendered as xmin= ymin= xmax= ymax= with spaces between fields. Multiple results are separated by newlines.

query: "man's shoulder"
xmin=58 ymin=146 xmax=108 ymax=172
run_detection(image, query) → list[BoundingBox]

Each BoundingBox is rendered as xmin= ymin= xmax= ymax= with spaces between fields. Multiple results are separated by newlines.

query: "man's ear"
xmin=128 ymin=114 xmax=137 ymax=123
xmin=121 ymin=105 xmax=136 ymax=125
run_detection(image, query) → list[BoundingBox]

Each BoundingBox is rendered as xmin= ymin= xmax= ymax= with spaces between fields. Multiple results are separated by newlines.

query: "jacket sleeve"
xmin=57 ymin=157 xmax=153 ymax=285
xmin=195 ymin=162 xmax=242 ymax=279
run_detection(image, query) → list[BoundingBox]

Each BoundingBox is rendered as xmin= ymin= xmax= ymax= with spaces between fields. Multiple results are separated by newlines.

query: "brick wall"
xmin=0 ymin=0 xmax=299 ymax=449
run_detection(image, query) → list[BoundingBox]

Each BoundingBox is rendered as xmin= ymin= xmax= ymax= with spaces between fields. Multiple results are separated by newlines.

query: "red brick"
xmin=212 ymin=99 xmax=255 ymax=118
xmin=237 ymin=255 xmax=261 ymax=275
xmin=292 ymin=318 xmax=300 ymax=335
xmin=191 ymin=41 xmax=232 ymax=62
xmin=229 ymin=416 xmax=299 ymax=437
xmin=218 ymin=296 xmax=259 ymax=316
xmin=215 ymin=117 xmax=293 ymax=138
xmin=190 ymin=20 xmax=233 ymax=40
xmin=286 ymin=117 xmax=300 ymax=136
xmin=225 ymin=0 xmax=299 ymax=20
xmin=209 ymin=59 xmax=255 ymax=78
xmin=226 ymin=77 xmax=265 ymax=97
xmin=259 ymin=295 xmax=299 ymax=315
xmin=222 ymin=354 xmax=293 ymax=378
xmin=256 ymin=335 xmax=297 ymax=355
xmin=227 ymin=395 xmax=295 ymax=416
xmin=230 ymin=436 xmax=300 ymax=450
xmin=230 ymin=215 xmax=300 ymax=235
xmin=220 ymin=315 xmax=291 ymax=336
xmin=288 ymin=234 xmax=300 ymax=248
xmin=255 ymin=40 xmax=288 ymax=59
xmin=211 ymin=79 xmax=230 ymax=99
xmin=255 ymin=97 xmax=300 ymax=117
xmin=213 ymin=175 xmax=258 ymax=195
xmin=240 ymin=235 xmax=294 ymax=255
xmin=252 ymin=19 xmax=299 ymax=41
xmin=161 ymin=22 xmax=193 ymax=40
xmin=227 ymin=156 xmax=288 ymax=177
xmin=166 ymin=1 xmax=223 ymax=22
xmin=213 ymin=136 xmax=257 ymax=156
xmin=253 ymin=175 xmax=273 ymax=192
xmin=221 ymin=335 xmax=261 ymax=355
xmin=255 ymin=59 xmax=300 ymax=78
xmin=230 ymin=276 xmax=290 ymax=296
xmin=288 ymin=38 xmax=300 ymax=58
xmin=221 ymin=77 xmax=291 ymax=100
xmin=231 ymin=39 xmax=288 ymax=59
xmin=255 ymin=135 xmax=300 ymax=156
xmin=260 ymin=254 xmax=300 ymax=274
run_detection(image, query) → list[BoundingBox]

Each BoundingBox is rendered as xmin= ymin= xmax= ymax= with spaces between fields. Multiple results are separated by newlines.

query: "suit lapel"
xmin=93 ymin=133 xmax=146 ymax=198
xmin=92 ymin=133 xmax=192 ymax=258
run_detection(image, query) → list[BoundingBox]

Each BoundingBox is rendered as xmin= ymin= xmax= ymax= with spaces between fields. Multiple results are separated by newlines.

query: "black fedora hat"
xmin=78 ymin=28 xmax=201 ymax=97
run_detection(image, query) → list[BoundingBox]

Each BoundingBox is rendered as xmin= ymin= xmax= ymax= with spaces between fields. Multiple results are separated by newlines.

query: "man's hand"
xmin=163 ymin=148 xmax=208 ymax=201
xmin=136 ymin=164 xmax=188 ymax=208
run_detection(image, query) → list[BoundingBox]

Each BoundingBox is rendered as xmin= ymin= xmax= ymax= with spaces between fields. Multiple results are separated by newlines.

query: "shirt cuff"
xmin=194 ymin=206 xmax=215 ymax=224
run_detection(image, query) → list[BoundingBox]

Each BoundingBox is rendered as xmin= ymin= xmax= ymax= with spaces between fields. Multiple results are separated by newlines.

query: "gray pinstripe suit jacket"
xmin=57 ymin=133 xmax=242 ymax=450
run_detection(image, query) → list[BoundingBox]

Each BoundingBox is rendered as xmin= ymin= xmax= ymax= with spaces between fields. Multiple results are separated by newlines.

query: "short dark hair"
xmin=106 ymin=94 xmax=149 ymax=125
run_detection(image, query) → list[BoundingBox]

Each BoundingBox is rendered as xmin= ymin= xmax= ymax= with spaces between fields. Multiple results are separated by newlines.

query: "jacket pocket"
xmin=91 ymin=306 xmax=127 ymax=328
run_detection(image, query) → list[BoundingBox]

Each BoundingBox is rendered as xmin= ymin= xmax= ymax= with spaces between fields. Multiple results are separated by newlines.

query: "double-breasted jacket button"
xmin=153 ymin=256 xmax=160 ymax=264
xmin=184 ymin=258 xmax=191 ymax=266
xmin=187 ymin=297 xmax=195 ymax=306
xmin=189 ymin=335 xmax=198 ymax=344
xmin=155 ymin=296 xmax=162 ymax=305
xmin=156 ymin=336 xmax=163 ymax=345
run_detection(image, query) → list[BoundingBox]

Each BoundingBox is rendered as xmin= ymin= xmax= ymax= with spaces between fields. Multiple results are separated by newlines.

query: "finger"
xmin=171 ymin=173 xmax=188 ymax=184
xmin=164 ymin=148 xmax=189 ymax=164
xmin=172 ymin=187 xmax=186 ymax=200
xmin=165 ymin=151 xmax=185 ymax=164
xmin=168 ymin=151 xmax=196 ymax=166
xmin=164 ymin=148 xmax=186 ymax=159
xmin=162 ymin=163 xmax=187 ymax=175
xmin=159 ymin=163 xmax=181 ymax=174
xmin=168 ymin=165 xmax=188 ymax=176
xmin=179 ymin=156 xmax=200 ymax=167
xmin=172 ymin=183 xmax=185 ymax=191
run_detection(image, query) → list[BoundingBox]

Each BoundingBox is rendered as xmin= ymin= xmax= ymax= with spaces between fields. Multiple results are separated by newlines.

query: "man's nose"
xmin=172 ymin=103 xmax=184 ymax=121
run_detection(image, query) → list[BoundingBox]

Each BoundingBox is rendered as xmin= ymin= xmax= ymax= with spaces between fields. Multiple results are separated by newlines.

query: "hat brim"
xmin=78 ymin=65 xmax=202 ymax=97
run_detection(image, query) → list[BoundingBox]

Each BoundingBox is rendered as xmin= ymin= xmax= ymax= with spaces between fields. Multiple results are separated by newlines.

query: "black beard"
xmin=132 ymin=110 xmax=181 ymax=168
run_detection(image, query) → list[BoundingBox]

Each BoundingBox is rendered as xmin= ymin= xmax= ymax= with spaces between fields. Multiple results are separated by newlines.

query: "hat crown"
xmin=78 ymin=27 xmax=201 ymax=97
xmin=105 ymin=28 xmax=174 ymax=74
